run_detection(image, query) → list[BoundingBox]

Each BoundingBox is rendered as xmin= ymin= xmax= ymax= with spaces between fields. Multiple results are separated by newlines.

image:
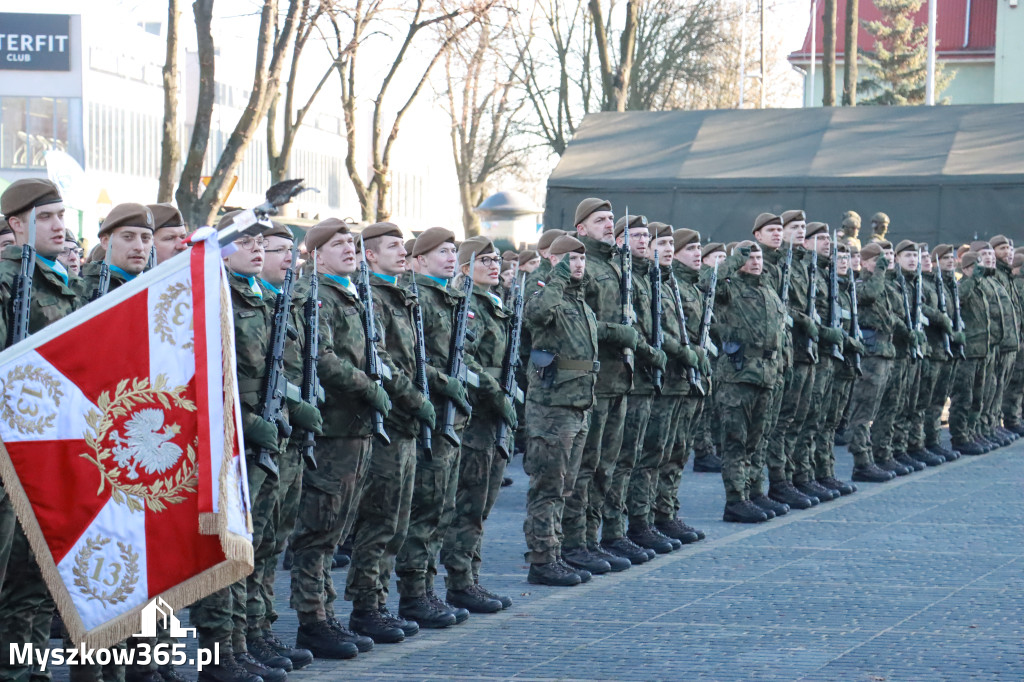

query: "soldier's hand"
xmin=796 ymin=314 xmax=819 ymax=341
xmin=650 ymin=348 xmax=668 ymax=371
xmin=695 ymin=346 xmax=712 ymax=375
xmin=819 ymin=326 xmax=844 ymax=345
xmin=414 ymin=399 xmax=436 ymax=429
xmin=245 ymin=416 xmax=281 ymax=453
xmin=951 ymin=330 xmax=966 ymax=346
xmin=679 ymin=346 xmax=699 ymax=369
xmin=876 ymin=254 xmax=889 ymax=271
xmin=608 ymin=323 xmax=640 ymax=350
xmin=937 ymin=313 xmax=954 ymax=334
xmin=499 ymin=396 xmax=517 ymax=429
xmin=845 ymin=334 xmax=866 ymax=356
xmin=366 ymin=383 xmax=392 ymax=418
xmin=912 ymin=329 xmax=928 ymax=348
xmin=287 ymin=399 xmax=324 ymax=435
xmin=553 ymin=253 xmax=572 ymax=279
xmin=439 ymin=373 xmax=470 ymax=410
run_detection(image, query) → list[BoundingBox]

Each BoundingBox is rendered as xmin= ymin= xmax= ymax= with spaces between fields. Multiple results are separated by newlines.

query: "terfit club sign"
xmin=0 ymin=13 xmax=71 ymax=71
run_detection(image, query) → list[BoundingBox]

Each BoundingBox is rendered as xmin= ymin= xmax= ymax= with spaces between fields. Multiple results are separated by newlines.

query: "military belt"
xmin=557 ymin=358 xmax=601 ymax=372
xmin=482 ymin=367 xmax=503 ymax=378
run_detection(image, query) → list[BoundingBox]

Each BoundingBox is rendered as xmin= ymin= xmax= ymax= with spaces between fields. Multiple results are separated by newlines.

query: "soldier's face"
xmin=417 ymin=242 xmax=457 ymax=279
xmin=366 ymin=235 xmax=406 ymax=276
xmin=703 ymin=251 xmax=725 ymax=267
xmin=862 ymin=256 xmax=879 ymax=274
xmin=897 ymin=250 xmax=918 ymax=272
xmin=676 ymin=242 xmax=702 ymax=270
xmin=979 ymin=248 xmax=996 ymax=268
xmin=616 ymin=227 xmax=649 ymax=257
xmin=10 ymin=203 xmax=66 ymax=257
xmin=652 ymin=236 xmax=673 ymax=266
xmin=938 ymin=252 xmax=956 ymax=271
xmin=226 ymin=234 xmax=265 ymax=276
xmin=837 ymin=252 xmax=850 ymax=275
xmin=262 ymin=235 xmax=294 ymax=285
xmin=58 ymin=241 xmax=82 ymax=276
xmin=921 ymin=252 xmax=933 ymax=272
xmin=577 ymin=211 xmax=615 ymax=244
xmin=154 ymin=226 xmax=188 ymax=264
xmin=994 ymin=242 xmax=1013 ymax=265
xmin=755 ymin=224 xmax=783 ymax=249
xmin=103 ymin=226 xmax=154 ymax=275
xmin=882 ymin=248 xmax=895 ymax=267
xmin=500 ymin=267 xmax=516 ymax=288
xmin=783 ymin=221 xmax=806 ymax=245
xmin=521 ymin=257 xmax=541 ymax=273
xmin=803 ymin=233 xmax=829 ymax=257
xmin=568 ymin=252 xmax=586 ymax=279
xmin=470 ymin=252 xmax=501 ymax=286
xmin=739 ymin=250 xmax=763 ymax=275
xmin=317 ymin=232 xmax=357 ymax=276
xmin=851 ymin=252 xmax=861 ymax=271
xmin=0 ymin=231 xmax=15 ymax=249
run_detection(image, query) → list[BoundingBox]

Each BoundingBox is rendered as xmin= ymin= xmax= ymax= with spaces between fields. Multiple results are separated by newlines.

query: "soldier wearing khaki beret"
xmin=75 ymin=203 xmax=155 ymax=299
xmin=148 ymin=203 xmax=188 ymax=264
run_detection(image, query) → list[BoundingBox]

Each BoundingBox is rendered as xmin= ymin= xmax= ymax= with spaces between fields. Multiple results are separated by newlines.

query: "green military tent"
xmin=544 ymin=104 xmax=1024 ymax=246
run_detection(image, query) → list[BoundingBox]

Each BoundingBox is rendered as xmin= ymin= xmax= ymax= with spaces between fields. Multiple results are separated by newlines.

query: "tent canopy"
xmin=544 ymin=104 xmax=1024 ymax=246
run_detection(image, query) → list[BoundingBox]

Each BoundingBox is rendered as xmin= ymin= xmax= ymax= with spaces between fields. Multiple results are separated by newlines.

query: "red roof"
xmin=788 ymin=0 xmax=996 ymax=64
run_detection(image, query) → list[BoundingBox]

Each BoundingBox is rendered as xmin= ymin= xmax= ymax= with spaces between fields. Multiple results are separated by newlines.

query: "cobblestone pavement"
xmin=49 ymin=438 xmax=1024 ymax=680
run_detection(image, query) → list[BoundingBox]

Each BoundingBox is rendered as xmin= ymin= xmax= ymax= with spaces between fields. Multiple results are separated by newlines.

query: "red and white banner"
xmin=0 ymin=231 xmax=253 ymax=649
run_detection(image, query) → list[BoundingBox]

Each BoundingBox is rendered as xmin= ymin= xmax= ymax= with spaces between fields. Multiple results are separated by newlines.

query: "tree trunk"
xmin=842 ymin=0 xmax=858 ymax=105
xmin=175 ymin=0 xmax=215 ymax=227
xmin=587 ymin=0 xmax=614 ymax=110
xmin=822 ymin=0 xmax=836 ymax=106
xmin=157 ymin=0 xmax=180 ymax=202
xmin=612 ymin=0 xmax=638 ymax=111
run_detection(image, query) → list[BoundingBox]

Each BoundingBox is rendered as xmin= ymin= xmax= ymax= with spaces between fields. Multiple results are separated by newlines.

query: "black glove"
xmin=286 ymin=398 xmax=324 ymax=435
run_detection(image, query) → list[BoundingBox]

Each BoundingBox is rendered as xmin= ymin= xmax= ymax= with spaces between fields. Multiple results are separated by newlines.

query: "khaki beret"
xmin=87 ymin=243 xmax=104 ymax=263
xmin=877 ymin=239 xmax=893 ymax=249
xmin=931 ymin=244 xmax=953 ymax=260
xmin=871 ymin=212 xmax=890 ymax=226
xmin=960 ymin=251 xmax=979 ymax=269
xmin=0 ymin=217 xmax=11 ymax=235
xmin=614 ymin=214 xmax=648 ymax=238
xmin=549 ymin=235 xmax=586 ymax=256
xmin=518 ymin=249 xmax=539 ymax=266
xmin=724 ymin=241 xmax=738 ymax=255
xmin=753 ymin=212 xmax=782 ymax=233
xmin=970 ymin=240 xmax=993 ymax=252
xmin=64 ymin=228 xmax=78 ymax=244
xmin=989 ymin=234 xmax=1011 ymax=248
xmin=147 ymin=203 xmax=184 ymax=230
xmin=501 ymin=249 xmax=518 ymax=260
xmin=673 ymin=228 xmax=700 ymax=251
xmin=957 ymin=244 xmax=971 ymax=258
xmin=574 ymin=198 xmax=612 ymax=226
xmin=537 ymin=229 xmax=566 ymax=252
xmin=1015 ymin=246 xmax=1024 ymax=256
xmin=263 ymin=221 xmax=293 ymax=240
xmin=1 ymin=178 xmax=62 ymax=218
xmin=860 ymin=242 xmax=883 ymax=260
xmin=837 ymin=243 xmax=850 ymax=254
xmin=647 ymin=221 xmax=673 ymax=240
xmin=216 ymin=210 xmax=245 ymax=232
xmin=458 ymin=235 xmax=495 ymax=266
xmin=501 ymin=259 xmax=515 ymax=273
xmin=918 ymin=242 xmax=930 ymax=253
xmin=894 ymin=239 xmax=917 ymax=255
xmin=412 ymin=227 xmax=455 ymax=257
xmin=736 ymin=239 xmax=761 ymax=252
xmin=359 ymin=222 xmax=403 ymax=246
xmin=842 ymin=210 xmax=861 ymax=229
xmin=781 ymin=210 xmax=806 ymax=226
xmin=304 ymin=217 xmax=352 ymax=251
xmin=701 ymin=242 xmax=725 ymax=259
xmin=405 ymin=238 xmax=416 ymax=255
xmin=804 ymin=222 xmax=829 ymax=239
xmin=100 ymin=203 xmax=155 ymax=237
xmin=1013 ymin=253 xmax=1024 ymax=270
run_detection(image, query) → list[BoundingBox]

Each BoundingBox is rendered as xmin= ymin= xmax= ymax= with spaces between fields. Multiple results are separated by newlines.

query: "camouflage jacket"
xmin=957 ymin=270 xmax=993 ymax=357
xmin=524 ymin=259 xmax=551 ymax=292
xmin=524 ymin=265 xmax=597 ymax=410
xmin=370 ymin=274 xmax=429 ymax=438
xmin=993 ymin=261 xmax=1021 ymax=350
xmin=227 ymin=274 xmax=273 ymax=433
xmin=834 ymin=274 xmax=858 ymax=378
xmin=852 ymin=265 xmax=895 ymax=358
xmin=631 ymin=256 xmax=659 ymax=396
xmin=260 ymin=277 xmax=305 ymax=386
xmin=919 ymin=271 xmax=952 ymax=360
xmin=0 ymin=246 xmax=82 ymax=348
xmin=673 ymin=261 xmax=714 ymax=393
xmin=578 ymin=235 xmax=632 ymax=397
xmin=659 ymin=264 xmax=690 ymax=397
xmin=463 ymin=284 xmax=510 ymax=445
xmin=977 ymin=266 xmax=1017 ymax=351
xmin=1015 ymin=274 xmax=1024 ymax=343
xmin=789 ymin=247 xmax=821 ymax=365
xmin=316 ymin=273 xmax=377 ymax=438
xmin=758 ymin=246 xmax=794 ymax=371
xmin=713 ymin=253 xmax=786 ymax=388
xmin=74 ymin=261 xmax=131 ymax=300
xmin=888 ymin=269 xmax=917 ymax=358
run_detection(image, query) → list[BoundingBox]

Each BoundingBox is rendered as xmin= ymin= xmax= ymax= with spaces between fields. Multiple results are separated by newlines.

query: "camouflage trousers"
xmin=522 ymin=401 xmax=589 ymax=564
xmin=771 ymin=362 xmax=815 ymax=483
xmin=717 ymin=382 xmax=772 ymax=503
xmin=245 ymin=449 xmax=280 ymax=638
xmin=793 ymin=359 xmax=835 ymax=484
xmin=847 ymin=356 xmax=893 ymax=468
xmin=750 ymin=372 xmax=786 ymax=495
xmin=0 ymin=524 xmax=55 ymax=681
xmin=289 ymin=436 xmax=371 ymax=624
xmin=692 ymin=391 xmax=717 ymax=458
xmin=346 ymin=435 xmax=415 ymax=611
xmin=1003 ymin=349 xmax=1024 ymax=427
xmin=926 ymin=360 xmax=957 ymax=448
xmin=262 ymin=441 xmax=304 ymax=630
xmin=985 ymin=349 xmax=1016 ymax=431
xmin=872 ymin=359 xmax=909 ymax=463
xmin=441 ymin=418 xmax=507 ymax=590
xmin=909 ymin=359 xmax=946 ymax=451
xmin=817 ymin=370 xmax=855 ymax=480
xmin=567 ymin=395 xmax=626 ymax=550
xmin=893 ymin=359 xmax=922 ymax=455
xmin=654 ymin=395 xmax=702 ymax=523
xmin=627 ymin=395 xmax=682 ymax=527
xmin=949 ymin=356 xmax=988 ymax=443
xmin=602 ymin=394 xmax=653 ymax=540
xmin=395 ymin=430 xmax=462 ymax=599
xmin=191 ymin=581 xmax=245 ymax=651
xmin=978 ymin=350 xmax=1000 ymax=433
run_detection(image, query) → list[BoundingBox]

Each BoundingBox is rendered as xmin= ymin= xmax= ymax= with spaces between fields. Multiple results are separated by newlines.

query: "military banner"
xmin=0 ymin=230 xmax=253 ymax=649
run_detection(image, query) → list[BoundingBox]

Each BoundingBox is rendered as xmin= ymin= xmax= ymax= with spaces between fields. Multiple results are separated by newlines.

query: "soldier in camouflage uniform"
xmin=713 ymin=242 xmax=786 ymax=523
xmin=561 ymin=199 xmax=639 ymax=574
xmin=603 ymin=215 xmax=672 ymax=556
xmin=0 ymin=180 xmax=82 ymax=682
xmin=289 ymin=219 xmax=391 ymax=653
xmin=522 ymin=236 xmax=599 ymax=586
xmin=653 ymin=229 xmax=711 ymax=540
xmin=948 ymin=250 xmax=993 ymax=455
xmin=440 ymin=237 xmax=518 ymax=614
xmin=1004 ymin=250 xmax=1024 ymax=435
xmin=971 ymin=240 xmax=1015 ymax=449
xmin=989 ymin=235 xmax=1021 ymax=444
xmin=74 ymin=203 xmax=155 ymax=300
xmin=921 ymin=245 xmax=965 ymax=460
xmin=691 ymin=243 xmax=726 ymax=474
xmin=147 ymin=202 xmax=189 ymax=264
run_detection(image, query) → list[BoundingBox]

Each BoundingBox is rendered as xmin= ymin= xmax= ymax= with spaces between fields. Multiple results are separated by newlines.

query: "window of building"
xmin=0 ymin=96 xmax=78 ymax=169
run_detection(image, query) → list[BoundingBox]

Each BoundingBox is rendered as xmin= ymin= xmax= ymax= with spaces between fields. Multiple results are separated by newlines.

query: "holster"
xmin=860 ymin=328 xmax=879 ymax=354
xmin=530 ymin=349 xmax=558 ymax=388
xmin=723 ymin=340 xmax=744 ymax=371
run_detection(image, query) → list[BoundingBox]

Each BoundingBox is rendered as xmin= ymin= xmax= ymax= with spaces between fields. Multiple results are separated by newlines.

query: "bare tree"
xmin=158 ymin=0 xmax=180 ymax=202
xmin=588 ymin=0 xmax=638 ymax=112
xmin=823 ymin=0 xmax=836 ymax=105
xmin=443 ymin=16 xmax=527 ymax=236
xmin=842 ymin=0 xmax=859 ymax=105
xmin=176 ymin=0 xmax=302 ymax=228
xmin=327 ymin=0 xmax=492 ymax=222
xmin=266 ymin=0 xmax=336 ymax=184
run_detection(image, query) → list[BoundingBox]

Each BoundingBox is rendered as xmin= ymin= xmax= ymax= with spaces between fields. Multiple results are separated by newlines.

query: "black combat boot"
xmin=427 ymin=587 xmax=469 ymax=622
xmin=723 ymin=500 xmax=769 ymax=523
xmin=651 ymin=526 xmax=683 ymax=550
xmin=234 ymin=652 xmax=287 ymax=682
xmin=894 ymin=452 xmax=925 ymax=471
xmin=817 ymin=476 xmax=857 ymax=496
xmin=528 ymin=561 xmax=581 ymax=587
xmin=246 ymin=634 xmax=293 ymax=671
xmin=398 ymin=595 xmax=454 ymax=629
xmin=326 ymin=617 xmax=374 ymax=652
xmin=654 ymin=517 xmax=702 ymax=543
xmin=445 ymin=585 xmax=502 ymax=614
xmin=927 ymin=444 xmax=959 ymax=462
xmin=588 ymin=543 xmax=632 ymax=571
xmin=692 ymin=451 xmax=723 ymax=473
xmin=1007 ymin=422 xmax=1024 ymax=437
xmin=851 ymin=463 xmax=895 ymax=482
xmin=474 ymin=582 xmax=513 ymax=609
xmin=952 ymin=439 xmax=984 ymax=455
xmin=600 ymin=537 xmax=650 ymax=565
xmin=907 ymin=448 xmax=944 ymax=467
xmin=349 ymin=608 xmax=404 ymax=644
xmin=380 ymin=605 xmax=419 ymax=636
xmin=295 ymin=620 xmax=358 ymax=660
xmin=795 ymin=480 xmax=835 ymax=502
xmin=557 ymin=557 xmax=591 ymax=582
xmin=627 ymin=522 xmax=674 ymax=554
xmin=562 ymin=546 xmax=612 ymax=574
xmin=262 ymin=632 xmax=313 ymax=670
xmin=877 ymin=458 xmax=912 ymax=476
xmin=768 ymin=481 xmax=816 ymax=509
xmin=750 ymin=494 xmax=789 ymax=517
xmin=197 ymin=647 xmax=262 ymax=682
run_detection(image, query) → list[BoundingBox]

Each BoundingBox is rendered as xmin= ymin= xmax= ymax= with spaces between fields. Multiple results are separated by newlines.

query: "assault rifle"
xmin=668 ymin=271 xmax=704 ymax=396
xmin=697 ymin=260 xmax=719 ymax=378
xmin=650 ymin=251 xmax=664 ymax=394
xmin=950 ymin=265 xmax=967 ymax=359
xmin=357 ymin=243 xmax=391 ymax=445
xmin=9 ymin=208 xmax=37 ymax=345
xmin=779 ymin=239 xmax=794 ymax=328
xmin=914 ymin=250 xmax=926 ymax=359
xmin=805 ymin=236 xmax=821 ymax=363
xmin=496 ymin=271 xmax=526 ymax=459
xmin=441 ymin=253 xmax=476 ymax=447
xmin=90 ymin=242 xmax=113 ymax=302
xmin=256 ymin=242 xmax=298 ymax=477
xmin=895 ymin=264 xmax=922 ymax=361
xmin=933 ymin=260 xmax=954 ymax=359
xmin=848 ymin=272 xmax=864 ymax=376
xmin=299 ymin=250 xmax=320 ymax=470
xmin=826 ymin=232 xmax=845 ymax=361
xmin=410 ymin=274 xmax=433 ymax=458
xmin=619 ymin=208 xmax=635 ymax=372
